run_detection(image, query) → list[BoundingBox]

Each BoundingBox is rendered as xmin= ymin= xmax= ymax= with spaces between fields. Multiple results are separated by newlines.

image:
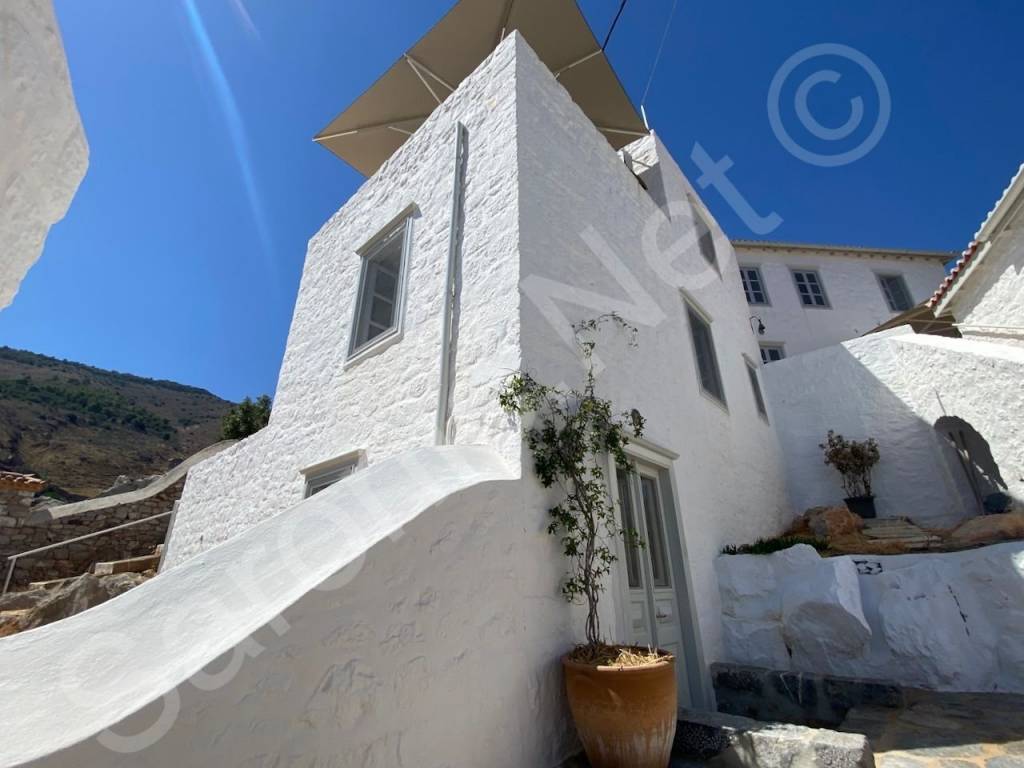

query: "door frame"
xmin=607 ymin=436 xmax=711 ymax=709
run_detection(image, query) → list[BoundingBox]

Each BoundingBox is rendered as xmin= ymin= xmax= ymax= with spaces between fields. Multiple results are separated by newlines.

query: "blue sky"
xmin=2 ymin=0 xmax=1021 ymax=402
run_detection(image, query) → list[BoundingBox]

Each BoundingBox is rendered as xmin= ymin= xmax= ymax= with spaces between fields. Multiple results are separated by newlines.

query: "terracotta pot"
xmin=562 ymin=652 xmax=677 ymax=768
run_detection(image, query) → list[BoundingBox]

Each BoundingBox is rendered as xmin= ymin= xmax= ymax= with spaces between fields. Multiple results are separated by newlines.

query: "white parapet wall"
xmin=0 ymin=446 xmax=586 ymax=767
xmin=716 ymin=542 xmax=1024 ymax=693
xmin=0 ymin=0 xmax=89 ymax=309
xmin=762 ymin=329 xmax=1024 ymax=527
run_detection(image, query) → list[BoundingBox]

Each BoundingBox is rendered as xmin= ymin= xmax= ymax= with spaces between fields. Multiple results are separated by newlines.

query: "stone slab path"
xmin=842 ymin=691 xmax=1024 ymax=768
xmin=862 ymin=518 xmax=943 ymax=550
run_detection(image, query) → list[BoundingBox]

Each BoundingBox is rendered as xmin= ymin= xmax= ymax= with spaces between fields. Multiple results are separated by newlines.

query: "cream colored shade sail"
xmin=315 ymin=0 xmax=648 ymax=176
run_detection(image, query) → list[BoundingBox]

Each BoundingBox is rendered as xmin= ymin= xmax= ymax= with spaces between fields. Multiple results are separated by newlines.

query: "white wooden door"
xmin=616 ymin=464 xmax=690 ymax=704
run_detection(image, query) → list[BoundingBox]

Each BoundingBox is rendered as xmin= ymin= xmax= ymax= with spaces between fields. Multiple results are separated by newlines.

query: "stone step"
xmin=92 ymin=552 xmax=160 ymax=576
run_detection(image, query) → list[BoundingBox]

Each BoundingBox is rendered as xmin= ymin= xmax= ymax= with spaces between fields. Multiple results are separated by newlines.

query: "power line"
xmin=602 ymin=0 xmax=629 ymax=50
xmin=640 ymin=0 xmax=680 ymax=109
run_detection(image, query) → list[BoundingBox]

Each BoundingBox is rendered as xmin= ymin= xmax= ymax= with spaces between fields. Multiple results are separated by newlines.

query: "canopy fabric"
xmin=315 ymin=0 xmax=648 ymax=176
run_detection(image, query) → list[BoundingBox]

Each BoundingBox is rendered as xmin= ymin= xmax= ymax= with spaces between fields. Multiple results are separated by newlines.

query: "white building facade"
xmin=733 ymin=240 xmax=950 ymax=362
xmin=930 ymin=164 xmax=1024 ymax=348
xmin=0 ymin=29 xmax=797 ymax=768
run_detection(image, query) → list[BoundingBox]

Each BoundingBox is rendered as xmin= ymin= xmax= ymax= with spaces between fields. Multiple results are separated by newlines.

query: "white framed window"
xmin=878 ymin=273 xmax=913 ymax=312
xmin=684 ymin=300 xmax=726 ymax=406
xmin=745 ymin=357 xmax=769 ymax=421
xmin=740 ymin=266 xmax=769 ymax=305
xmin=348 ymin=215 xmax=412 ymax=359
xmin=759 ymin=343 xmax=785 ymax=364
xmin=302 ymin=451 xmax=364 ymax=498
xmin=791 ymin=269 xmax=829 ymax=308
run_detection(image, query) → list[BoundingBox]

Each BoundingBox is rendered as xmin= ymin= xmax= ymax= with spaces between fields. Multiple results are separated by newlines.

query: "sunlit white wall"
xmin=0 ymin=0 xmax=88 ymax=310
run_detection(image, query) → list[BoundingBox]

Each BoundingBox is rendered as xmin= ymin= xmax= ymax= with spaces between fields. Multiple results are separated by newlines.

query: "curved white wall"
xmin=0 ymin=0 xmax=88 ymax=309
xmin=0 ymin=446 xmax=584 ymax=768
xmin=763 ymin=329 xmax=1024 ymax=526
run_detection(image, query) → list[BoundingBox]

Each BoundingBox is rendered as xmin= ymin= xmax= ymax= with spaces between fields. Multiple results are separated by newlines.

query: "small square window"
xmin=741 ymin=266 xmax=769 ymax=305
xmin=303 ymin=455 xmax=361 ymax=498
xmin=878 ymin=274 xmax=913 ymax=312
xmin=760 ymin=344 xmax=785 ymax=364
xmin=349 ymin=217 xmax=411 ymax=357
xmin=745 ymin=359 xmax=769 ymax=421
xmin=792 ymin=270 xmax=829 ymax=308
xmin=685 ymin=304 xmax=726 ymax=405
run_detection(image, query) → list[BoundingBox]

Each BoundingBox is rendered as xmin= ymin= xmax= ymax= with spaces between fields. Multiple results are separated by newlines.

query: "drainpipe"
xmin=435 ymin=122 xmax=469 ymax=445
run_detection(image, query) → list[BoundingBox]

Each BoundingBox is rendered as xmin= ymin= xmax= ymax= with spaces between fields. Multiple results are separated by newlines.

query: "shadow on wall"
xmin=763 ymin=335 xmax=986 ymax=527
xmin=935 ymin=416 xmax=1009 ymax=515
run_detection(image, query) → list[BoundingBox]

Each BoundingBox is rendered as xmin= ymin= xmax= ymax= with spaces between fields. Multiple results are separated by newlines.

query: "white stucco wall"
xmin=166 ymin=33 xmax=524 ymax=566
xmin=514 ymin=40 xmax=793 ymax=683
xmin=168 ymin=33 xmax=796 ymax=713
xmin=733 ymin=243 xmax=948 ymax=358
xmin=0 ymin=0 xmax=88 ymax=310
xmin=949 ymin=223 xmax=1024 ymax=349
xmin=0 ymin=446 xmax=584 ymax=768
xmin=717 ymin=542 xmax=1024 ymax=693
xmin=763 ymin=329 xmax=1024 ymax=526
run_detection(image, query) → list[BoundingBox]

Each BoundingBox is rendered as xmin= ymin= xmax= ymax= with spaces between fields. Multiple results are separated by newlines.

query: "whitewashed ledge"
xmin=715 ymin=542 xmax=1024 ymax=693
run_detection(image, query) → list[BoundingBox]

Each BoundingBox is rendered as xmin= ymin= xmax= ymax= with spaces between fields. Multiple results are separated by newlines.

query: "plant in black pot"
xmin=820 ymin=430 xmax=880 ymax=519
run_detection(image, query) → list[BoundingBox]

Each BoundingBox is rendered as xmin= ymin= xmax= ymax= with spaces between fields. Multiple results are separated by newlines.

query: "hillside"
xmin=0 ymin=347 xmax=234 ymax=497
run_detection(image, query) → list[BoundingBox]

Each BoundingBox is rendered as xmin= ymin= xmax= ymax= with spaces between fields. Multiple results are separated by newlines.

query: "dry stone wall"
xmin=0 ymin=479 xmax=180 ymax=586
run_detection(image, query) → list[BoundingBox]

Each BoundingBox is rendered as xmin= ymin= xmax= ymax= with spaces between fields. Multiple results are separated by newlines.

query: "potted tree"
xmin=820 ymin=430 xmax=881 ymax=519
xmin=499 ymin=314 xmax=676 ymax=768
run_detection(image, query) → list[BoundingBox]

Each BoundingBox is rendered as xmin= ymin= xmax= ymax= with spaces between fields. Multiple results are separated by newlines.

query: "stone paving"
xmin=841 ymin=691 xmax=1024 ymax=768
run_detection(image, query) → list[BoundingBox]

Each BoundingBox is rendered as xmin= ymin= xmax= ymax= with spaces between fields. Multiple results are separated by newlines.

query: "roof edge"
xmin=731 ymin=239 xmax=955 ymax=260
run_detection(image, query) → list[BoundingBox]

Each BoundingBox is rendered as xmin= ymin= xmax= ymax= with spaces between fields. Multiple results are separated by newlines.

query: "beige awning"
xmin=314 ymin=0 xmax=648 ymax=176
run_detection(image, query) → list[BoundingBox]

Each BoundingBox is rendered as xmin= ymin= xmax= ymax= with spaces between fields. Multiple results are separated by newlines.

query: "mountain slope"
xmin=0 ymin=347 xmax=233 ymax=497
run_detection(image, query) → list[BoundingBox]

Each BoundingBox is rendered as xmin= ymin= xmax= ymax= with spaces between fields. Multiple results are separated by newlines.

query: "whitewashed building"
xmin=929 ymin=163 xmax=1024 ymax=347
xmin=0 ymin=6 xmax=794 ymax=766
xmin=3 ymin=1 xmax=1023 ymax=763
xmin=0 ymin=0 xmax=88 ymax=310
xmin=733 ymin=240 xmax=950 ymax=362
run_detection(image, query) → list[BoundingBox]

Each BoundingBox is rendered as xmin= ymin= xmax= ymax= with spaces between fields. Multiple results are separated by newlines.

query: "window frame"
xmin=744 ymin=356 xmax=770 ymax=423
xmin=790 ymin=268 xmax=831 ymax=309
xmin=740 ymin=264 xmax=770 ymax=306
xmin=301 ymin=450 xmax=365 ymax=499
xmin=876 ymin=272 xmax=914 ymax=312
xmin=347 ymin=213 xmax=414 ymax=362
xmin=682 ymin=295 xmax=728 ymax=410
xmin=759 ymin=343 xmax=786 ymax=364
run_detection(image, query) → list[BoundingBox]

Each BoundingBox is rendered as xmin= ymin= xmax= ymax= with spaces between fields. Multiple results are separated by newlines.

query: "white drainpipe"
xmin=435 ymin=122 xmax=469 ymax=445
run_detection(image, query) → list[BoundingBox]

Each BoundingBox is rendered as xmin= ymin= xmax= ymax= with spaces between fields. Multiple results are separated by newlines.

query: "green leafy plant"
xmin=498 ymin=314 xmax=644 ymax=647
xmin=221 ymin=395 xmax=272 ymax=440
xmin=721 ymin=535 xmax=827 ymax=556
xmin=819 ymin=430 xmax=880 ymax=498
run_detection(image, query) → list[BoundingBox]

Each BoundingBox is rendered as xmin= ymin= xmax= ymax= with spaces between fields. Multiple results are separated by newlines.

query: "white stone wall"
xmin=166 ymin=33 xmax=524 ymax=566
xmin=0 ymin=446 xmax=583 ymax=768
xmin=948 ymin=224 xmax=1024 ymax=349
xmin=763 ymin=330 xmax=1024 ymax=526
xmin=0 ymin=0 xmax=88 ymax=309
xmin=734 ymin=243 xmax=947 ymax=358
xmin=169 ymin=33 xmax=796 ymax=703
xmin=716 ymin=541 xmax=1024 ymax=693
xmin=514 ymin=41 xmax=793 ymax=680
